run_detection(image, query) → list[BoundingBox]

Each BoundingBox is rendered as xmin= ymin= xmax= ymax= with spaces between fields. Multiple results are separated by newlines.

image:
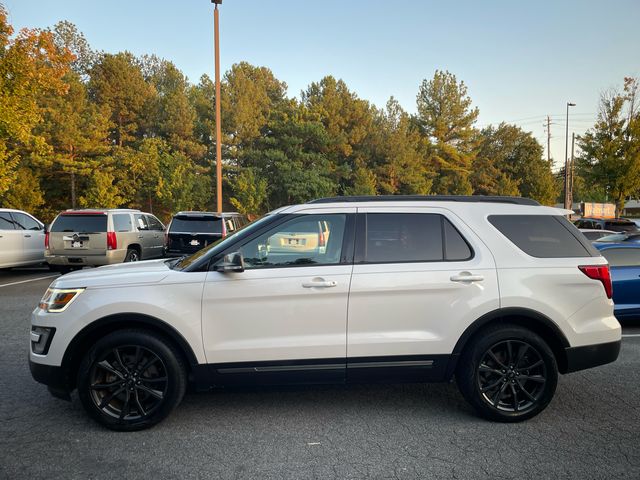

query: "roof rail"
xmin=306 ymin=195 xmax=540 ymax=206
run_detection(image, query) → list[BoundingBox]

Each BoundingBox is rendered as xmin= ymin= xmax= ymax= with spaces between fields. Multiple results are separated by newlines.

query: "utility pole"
xmin=568 ymin=132 xmax=575 ymax=211
xmin=546 ymin=115 xmax=551 ymax=164
xmin=212 ymin=0 xmax=223 ymax=213
xmin=564 ymin=102 xmax=576 ymax=210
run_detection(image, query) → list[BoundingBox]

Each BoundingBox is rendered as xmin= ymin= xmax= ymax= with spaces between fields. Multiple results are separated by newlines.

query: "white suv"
xmin=29 ymin=196 xmax=621 ymax=431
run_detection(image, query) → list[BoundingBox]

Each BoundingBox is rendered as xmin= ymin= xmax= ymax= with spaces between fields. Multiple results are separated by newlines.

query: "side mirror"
xmin=214 ymin=251 xmax=244 ymax=273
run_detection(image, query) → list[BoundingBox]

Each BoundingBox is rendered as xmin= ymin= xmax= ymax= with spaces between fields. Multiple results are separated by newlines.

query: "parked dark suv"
xmin=165 ymin=211 xmax=248 ymax=257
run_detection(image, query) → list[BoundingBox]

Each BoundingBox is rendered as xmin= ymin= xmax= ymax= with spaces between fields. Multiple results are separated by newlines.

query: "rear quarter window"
xmin=488 ymin=214 xmax=597 ymax=258
xmin=51 ymin=214 xmax=107 ymax=233
xmin=112 ymin=214 xmax=133 ymax=232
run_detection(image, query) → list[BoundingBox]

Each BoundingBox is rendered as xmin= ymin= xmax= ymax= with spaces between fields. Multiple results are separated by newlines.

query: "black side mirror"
xmin=214 ymin=251 xmax=244 ymax=273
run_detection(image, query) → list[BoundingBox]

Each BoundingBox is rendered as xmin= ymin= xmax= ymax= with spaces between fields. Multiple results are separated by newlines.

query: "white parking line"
xmin=622 ymin=334 xmax=640 ymax=338
xmin=0 ymin=275 xmax=59 ymax=288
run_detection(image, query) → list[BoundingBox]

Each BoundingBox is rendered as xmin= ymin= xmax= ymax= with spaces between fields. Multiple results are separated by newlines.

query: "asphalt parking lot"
xmin=1 ymin=268 xmax=639 ymax=480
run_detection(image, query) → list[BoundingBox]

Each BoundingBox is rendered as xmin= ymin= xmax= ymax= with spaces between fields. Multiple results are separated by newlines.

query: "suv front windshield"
xmin=173 ymin=215 xmax=273 ymax=270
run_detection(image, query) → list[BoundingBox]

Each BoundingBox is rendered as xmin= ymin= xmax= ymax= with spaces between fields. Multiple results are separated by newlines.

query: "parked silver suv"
xmin=46 ymin=209 xmax=165 ymax=271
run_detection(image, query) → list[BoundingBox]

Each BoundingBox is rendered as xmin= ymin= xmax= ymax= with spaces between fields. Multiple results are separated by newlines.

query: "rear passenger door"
xmin=346 ymin=207 xmax=500 ymax=382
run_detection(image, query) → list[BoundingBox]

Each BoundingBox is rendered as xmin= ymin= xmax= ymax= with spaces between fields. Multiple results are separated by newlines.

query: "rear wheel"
xmin=124 ymin=248 xmax=140 ymax=262
xmin=77 ymin=330 xmax=187 ymax=431
xmin=456 ymin=324 xmax=558 ymax=422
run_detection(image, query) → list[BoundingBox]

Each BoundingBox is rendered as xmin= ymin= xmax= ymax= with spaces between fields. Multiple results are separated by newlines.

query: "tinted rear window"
xmin=600 ymin=248 xmax=640 ymax=267
xmin=489 ymin=215 xmax=596 ymax=258
xmin=170 ymin=217 xmax=221 ymax=233
xmin=605 ymin=220 xmax=637 ymax=231
xmin=51 ymin=214 xmax=107 ymax=233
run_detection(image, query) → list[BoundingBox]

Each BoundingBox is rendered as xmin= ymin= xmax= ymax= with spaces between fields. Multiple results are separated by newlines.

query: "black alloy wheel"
xmin=88 ymin=345 xmax=169 ymax=421
xmin=77 ymin=330 xmax=187 ymax=431
xmin=477 ymin=340 xmax=546 ymax=413
xmin=456 ymin=324 xmax=558 ymax=422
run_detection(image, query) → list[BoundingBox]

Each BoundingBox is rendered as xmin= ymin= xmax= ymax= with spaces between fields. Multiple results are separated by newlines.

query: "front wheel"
xmin=456 ymin=324 xmax=558 ymax=422
xmin=77 ymin=330 xmax=187 ymax=431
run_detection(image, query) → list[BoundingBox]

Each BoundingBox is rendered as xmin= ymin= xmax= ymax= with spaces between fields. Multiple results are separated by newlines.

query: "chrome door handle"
xmin=302 ymin=280 xmax=337 ymax=288
xmin=450 ymin=273 xmax=484 ymax=283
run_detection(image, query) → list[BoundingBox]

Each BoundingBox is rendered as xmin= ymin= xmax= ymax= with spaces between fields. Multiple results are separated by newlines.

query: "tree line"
xmin=1 ymin=6 xmax=637 ymax=222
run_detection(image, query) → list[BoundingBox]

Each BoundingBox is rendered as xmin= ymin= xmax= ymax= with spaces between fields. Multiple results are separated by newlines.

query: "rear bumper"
xmin=564 ymin=340 xmax=621 ymax=373
xmin=29 ymin=359 xmax=72 ymax=400
xmin=45 ymin=249 xmax=127 ymax=266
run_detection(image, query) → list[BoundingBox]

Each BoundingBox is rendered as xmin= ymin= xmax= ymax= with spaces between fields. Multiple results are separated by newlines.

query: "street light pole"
xmin=212 ymin=0 xmax=223 ymax=213
xmin=564 ymin=102 xmax=576 ymax=210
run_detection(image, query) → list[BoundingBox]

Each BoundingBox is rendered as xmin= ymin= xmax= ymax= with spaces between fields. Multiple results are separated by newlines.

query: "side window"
xmin=135 ymin=214 xmax=149 ymax=231
xmin=0 ymin=212 xmax=16 ymax=230
xmin=443 ymin=217 xmax=472 ymax=261
xmin=11 ymin=212 xmax=41 ymax=230
xmin=365 ymin=213 xmax=443 ymax=263
xmin=601 ymin=248 xmax=640 ymax=267
xmin=489 ymin=215 xmax=594 ymax=258
xmin=146 ymin=215 xmax=164 ymax=231
xmin=239 ymin=214 xmax=347 ymax=269
xmin=113 ymin=214 xmax=133 ymax=232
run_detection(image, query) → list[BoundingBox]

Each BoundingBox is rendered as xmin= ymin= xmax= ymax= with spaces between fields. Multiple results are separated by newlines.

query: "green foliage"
xmin=474 ymin=123 xmax=558 ymax=204
xmin=79 ymin=169 xmax=123 ymax=209
xmin=577 ymin=78 xmax=640 ymax=214
xmin=416 ymin=70 xmax=479 ymax=195
xmin=230 ymin=168 xmax=268 ymax=215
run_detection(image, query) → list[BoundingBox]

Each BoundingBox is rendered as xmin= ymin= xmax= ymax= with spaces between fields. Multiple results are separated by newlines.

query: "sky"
xmin=4 ymin=0 xmax=640 ymax=169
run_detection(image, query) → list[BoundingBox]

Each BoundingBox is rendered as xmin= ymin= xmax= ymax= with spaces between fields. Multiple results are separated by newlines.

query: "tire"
xmin=124 ymin=248 xmax=140 ymax=263
xmin=77 ymin=329 xmax=187 ymax=431
xmin=456 ymin=324 xmax=558 ymax=422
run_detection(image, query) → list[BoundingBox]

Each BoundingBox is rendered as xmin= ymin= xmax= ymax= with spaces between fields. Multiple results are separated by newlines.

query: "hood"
xmin=53 ymin=259 xmax=172 ymax=289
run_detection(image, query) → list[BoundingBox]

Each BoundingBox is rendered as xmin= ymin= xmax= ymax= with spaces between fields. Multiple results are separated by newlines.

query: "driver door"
xmin=201 ymin=210 xmax=355 ymax=385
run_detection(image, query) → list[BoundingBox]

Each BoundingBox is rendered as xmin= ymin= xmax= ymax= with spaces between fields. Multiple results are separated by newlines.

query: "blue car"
xmin=593 ymin=243 xmax=640 ymax=321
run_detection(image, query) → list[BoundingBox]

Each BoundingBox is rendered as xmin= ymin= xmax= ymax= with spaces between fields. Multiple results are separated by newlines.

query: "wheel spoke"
xmin=119 ymin=390 xmax=131 ymax=420
xmin=480 ymin=378 xmax=504 ymax=392
xmin=133 ymin=346 xmax=142 ymax=369
xmin=140 ymin=376 xmax=167 ymax=384
xmin=97 ymin=360 xmax=124 ymax=379
xmin=91 ymin=380 xmax=125 ymax=390
xmin=99 ymin=385 xmax=126 ymax=409
xmin=139 ymin=356 xmax=159 ymax=374
xmin=510 ymin=383 xmax=519 ymax=411
xmin=515 ymin=344 xmax=529 ymax=367
xmin=520 ymin=374 xmax=546 ymax=384
xmin=478 ymin=364 xmax=503 ymax=376
xmin=113 ymin=348 xmax=127 ymax=372
xmin=137 ymin=384 xmax=164 ymax=400
xmin=487 ymin=349 xmax=506 ymax=369
xmin=134 ymin=389 xmax=147 ymax=417
xmin=491 ymin=382 xmax=508 ymax=406
xmin=506 ymin=341 xmax=514 ymax=364
xmin=516 ymin=380 xmax=537 ymax=402
xmin=520 ymin=359 xmax=544 ymax=370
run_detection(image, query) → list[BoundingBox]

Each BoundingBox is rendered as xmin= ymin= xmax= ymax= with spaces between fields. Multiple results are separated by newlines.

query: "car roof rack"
xmin=307 ymin=195 xmax=540 ymax=206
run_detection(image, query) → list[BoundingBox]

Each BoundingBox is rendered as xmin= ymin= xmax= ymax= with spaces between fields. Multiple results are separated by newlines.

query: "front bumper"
xmin=564 ymin=340 xmax=621 ymax=373
xmin=29 ymin=359 xmax=72 ymax=400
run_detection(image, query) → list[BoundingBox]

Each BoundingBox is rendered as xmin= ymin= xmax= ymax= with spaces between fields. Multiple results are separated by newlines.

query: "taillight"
xmin=107 ymin=231 xmax=117 ymax=250
xmin=579 ymin=265 xmax=612 ymax=299
xmin=221 ymin=220 xmax=227 ymax=238
xmin=318 ymin=230 xmax=326 ymax=247
xmin=44 ymin=232 xmax=50 ymax=249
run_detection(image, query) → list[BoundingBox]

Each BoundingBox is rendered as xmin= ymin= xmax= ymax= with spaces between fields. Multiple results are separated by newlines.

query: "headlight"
xmin=39 ymin=288 xmax=85 ymax=313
